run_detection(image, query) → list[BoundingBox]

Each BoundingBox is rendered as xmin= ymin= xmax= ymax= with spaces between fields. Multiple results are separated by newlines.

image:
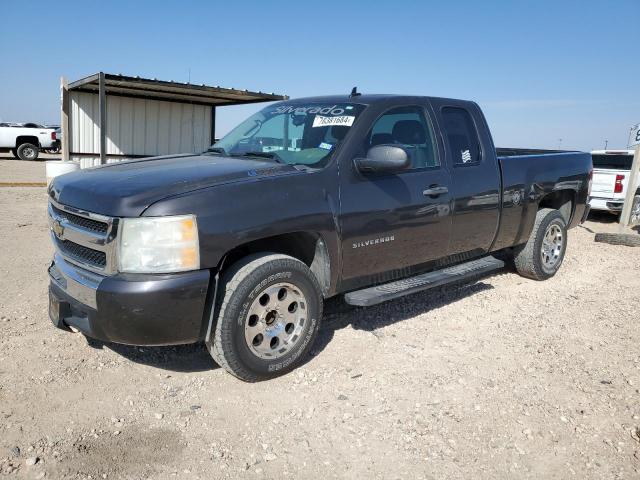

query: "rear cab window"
xmin=441 ymin=107 xmax=481 ymax=166
xmin=591 ymin=153 xmax=634 ymax=170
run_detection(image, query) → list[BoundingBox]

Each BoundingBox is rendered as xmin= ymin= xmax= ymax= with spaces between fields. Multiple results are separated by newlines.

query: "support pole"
xmin=618 ymin=144 xmax=640 ymax=230
xmin=210 ymin=106 xmax=216 ymax=144
xmin=98 ymin=72 xmax=107 ymax=165
xmin=60 ymin=77 xmax=70 ymax=161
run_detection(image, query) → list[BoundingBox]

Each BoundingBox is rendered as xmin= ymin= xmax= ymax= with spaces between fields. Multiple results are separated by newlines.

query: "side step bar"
xmin=344 ymin=256 xmax=505 ymax=307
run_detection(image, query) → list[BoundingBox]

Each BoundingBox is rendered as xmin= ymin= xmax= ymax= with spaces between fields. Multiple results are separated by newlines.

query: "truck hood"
xmin=49 ymin=154 xmax=298 ymax=217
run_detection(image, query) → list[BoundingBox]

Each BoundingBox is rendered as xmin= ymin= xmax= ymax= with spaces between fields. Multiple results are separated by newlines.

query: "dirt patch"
xmin=0 ymin=157 xmax=51 ymax=184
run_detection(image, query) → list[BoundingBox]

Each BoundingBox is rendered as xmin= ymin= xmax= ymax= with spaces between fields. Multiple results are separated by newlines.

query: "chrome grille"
xmin=54 ymin=237 xmax=107 ymax=268
xmin=50 ymin=204 xmax=108 ymax=234
xmin=48 ymin=200 xmax=119 ymax=275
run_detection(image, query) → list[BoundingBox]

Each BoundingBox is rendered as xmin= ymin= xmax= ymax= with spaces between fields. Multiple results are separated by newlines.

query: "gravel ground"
xmin=0 ymin=163 xmax=639 ymax=479
xmin=0 ymin=156 xmax=54 ymax=183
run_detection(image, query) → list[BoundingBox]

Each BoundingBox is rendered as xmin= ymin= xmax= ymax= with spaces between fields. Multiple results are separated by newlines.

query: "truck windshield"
xmin=210 ymin=102 xmax=366 ymax=167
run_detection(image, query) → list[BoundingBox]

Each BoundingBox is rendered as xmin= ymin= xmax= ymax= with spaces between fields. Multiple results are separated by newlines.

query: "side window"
xmin=367 ymin=106 xmax=439 ymax=169
xmin=441 ymin=107 xmax=481 ymax=166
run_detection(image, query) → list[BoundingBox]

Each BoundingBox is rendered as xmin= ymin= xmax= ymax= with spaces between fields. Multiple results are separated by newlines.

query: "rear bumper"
xmin=589 ymin=197 xmax=623 ymax=212
xmin=48 ymin=254 xmax=210 ymax=346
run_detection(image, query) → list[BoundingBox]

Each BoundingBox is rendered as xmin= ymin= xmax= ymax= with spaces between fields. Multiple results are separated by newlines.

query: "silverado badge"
xmin=352 ymin=235 xmax=395 ymax=249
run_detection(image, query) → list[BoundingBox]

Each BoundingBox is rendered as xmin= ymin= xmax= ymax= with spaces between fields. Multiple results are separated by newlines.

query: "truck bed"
xmin=491 ymin=151 xmax=592 ymax=251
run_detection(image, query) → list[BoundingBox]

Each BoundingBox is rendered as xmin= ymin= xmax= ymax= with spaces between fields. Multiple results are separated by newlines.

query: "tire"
xmin=10 ymin=148 xmax=18 ymax=159
xmin=513 ymin=208 xmax=567 ymax=280
xmin=17 ymin=143 xmax=39 ymax=161
xmin=631 ymin=194 xmax=640 ymax=225
xmin=207 ymin=253 xmax=323 ymax=382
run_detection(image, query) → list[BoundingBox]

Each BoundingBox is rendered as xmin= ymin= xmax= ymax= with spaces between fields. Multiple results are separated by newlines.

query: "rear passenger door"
xmin=435 ymin=103 xmax=501 ymax=259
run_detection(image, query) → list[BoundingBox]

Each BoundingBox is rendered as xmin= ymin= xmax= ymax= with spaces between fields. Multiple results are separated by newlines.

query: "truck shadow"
xmin=586 ymin=211 xmax=619 ymax=224
xmin=85 ymin=339 xmax=219 ymax=373
xmin=308 ymin=278 xmax=496 ymax=361
xmin=581 ymin=211 xmax=640 ymax=233
xmin=86 ymin=275 xmax=498 ymax=374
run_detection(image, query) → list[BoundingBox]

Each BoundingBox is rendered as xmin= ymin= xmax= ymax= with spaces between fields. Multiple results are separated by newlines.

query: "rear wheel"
xmin=17 ymin=143 xmax=39 ymax=161
xmin=207 ymin=253 xmax=323 ymax=382
xmin=514 ymin=208 xmax=567 ymax=280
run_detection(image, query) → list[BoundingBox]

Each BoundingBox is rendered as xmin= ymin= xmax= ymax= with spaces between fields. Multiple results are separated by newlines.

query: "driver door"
xmin=339 ymin=103 xmax=452 ymax=289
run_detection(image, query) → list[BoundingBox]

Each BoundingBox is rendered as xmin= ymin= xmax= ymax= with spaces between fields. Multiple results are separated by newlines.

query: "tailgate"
xmin=591 ymin=169 xmax=618 ymax=195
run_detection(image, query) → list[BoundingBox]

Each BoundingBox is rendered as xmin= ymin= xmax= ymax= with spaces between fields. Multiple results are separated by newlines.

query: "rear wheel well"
xmin=15 ymin=136 xmax=39 ymax=148
xmin=218 ymin=232 xmax=331 ymax=296
xmin=539 ymin=190 xmax=574 ymax=223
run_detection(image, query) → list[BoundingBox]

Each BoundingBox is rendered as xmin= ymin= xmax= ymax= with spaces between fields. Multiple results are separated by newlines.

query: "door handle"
xmin=423 ymin=185 xmax=448 ymax=197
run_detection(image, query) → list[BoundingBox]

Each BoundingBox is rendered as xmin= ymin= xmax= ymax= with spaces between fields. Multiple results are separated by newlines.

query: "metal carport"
xmin=60 ymin=72 xmax=287 ymax=168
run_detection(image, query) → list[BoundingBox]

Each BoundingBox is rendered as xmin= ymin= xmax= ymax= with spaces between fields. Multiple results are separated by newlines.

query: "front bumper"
xmin=48 ymin=254 xmax=211 ymax=346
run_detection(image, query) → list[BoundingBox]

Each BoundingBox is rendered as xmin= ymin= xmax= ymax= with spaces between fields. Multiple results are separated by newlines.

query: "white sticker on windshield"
xmin=312 ymin=115 xmax=355 ymax=128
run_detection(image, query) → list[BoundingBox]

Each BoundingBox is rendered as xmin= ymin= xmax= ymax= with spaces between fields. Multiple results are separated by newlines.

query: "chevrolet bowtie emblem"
xmin=52 ymin=219 xmax=65 ymax=239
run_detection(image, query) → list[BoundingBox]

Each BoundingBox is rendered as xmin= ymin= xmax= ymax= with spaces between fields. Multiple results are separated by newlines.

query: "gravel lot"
xmin=0 ymin=155 xmax=53 ymax=184
xmin=1 ymin=160 xmax=639 ymax=479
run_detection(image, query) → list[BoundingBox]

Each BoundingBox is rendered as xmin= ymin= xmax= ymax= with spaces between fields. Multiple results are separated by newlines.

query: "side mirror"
xmin=354 ymin=145 xmax=410 ymax=173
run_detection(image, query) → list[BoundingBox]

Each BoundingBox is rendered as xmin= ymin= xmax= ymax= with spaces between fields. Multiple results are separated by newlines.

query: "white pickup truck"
xmin=589 ymin=149 xmax=639 ymax=216
xmin=0 ymin=123 xmax=57 ymax=160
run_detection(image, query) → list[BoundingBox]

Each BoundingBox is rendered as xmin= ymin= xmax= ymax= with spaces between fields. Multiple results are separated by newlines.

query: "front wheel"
xmin=207 ymin=253 xmax=323 ymax=382
xmin=513 ymin=208 xmax=567 ymax=280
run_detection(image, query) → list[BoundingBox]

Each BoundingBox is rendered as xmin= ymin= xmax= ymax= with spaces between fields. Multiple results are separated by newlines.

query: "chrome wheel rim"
xmin=541 ymin=223 xmax=563 ymax=268
xmin=244 ymin=282 xmax=307 ymax=360
xmin=23 ymin=147 xmax=35 ymax=158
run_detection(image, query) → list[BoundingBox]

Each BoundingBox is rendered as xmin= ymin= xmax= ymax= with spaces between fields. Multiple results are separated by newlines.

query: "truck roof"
xmin=282 ymin=94 xmax=474 ymax=105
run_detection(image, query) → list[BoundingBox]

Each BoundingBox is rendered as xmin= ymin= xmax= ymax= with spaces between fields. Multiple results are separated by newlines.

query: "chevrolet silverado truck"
xmin=0 ymin=123 xmax=57 ymax=160
xmin=47 ymin=94 xmax=592 ymax=381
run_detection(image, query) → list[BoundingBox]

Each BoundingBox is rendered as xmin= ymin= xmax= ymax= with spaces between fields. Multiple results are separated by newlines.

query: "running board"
xmin=344 ymin=256 xmax=505 ymax=307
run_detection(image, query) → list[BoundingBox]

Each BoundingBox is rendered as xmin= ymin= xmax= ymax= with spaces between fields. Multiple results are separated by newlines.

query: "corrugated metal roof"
xmin=68 ymin=72 xmax=287 ymax=106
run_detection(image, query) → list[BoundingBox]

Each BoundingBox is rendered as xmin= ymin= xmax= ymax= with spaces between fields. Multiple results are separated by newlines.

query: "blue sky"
xmin=1 ymin=0 xmax=638 ymax=151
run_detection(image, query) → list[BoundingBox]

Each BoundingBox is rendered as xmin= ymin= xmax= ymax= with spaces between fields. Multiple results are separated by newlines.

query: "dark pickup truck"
xmin=47 ymin=94 xmax=592 ymax=381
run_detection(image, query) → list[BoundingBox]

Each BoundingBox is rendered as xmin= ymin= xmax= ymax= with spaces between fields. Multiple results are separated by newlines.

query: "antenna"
xmin=350 ymin=86 xmax=361 ymax=98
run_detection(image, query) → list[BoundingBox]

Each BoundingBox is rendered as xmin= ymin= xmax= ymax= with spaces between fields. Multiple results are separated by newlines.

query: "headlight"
xmin=118 ymin=215 xmax=200 ymax=273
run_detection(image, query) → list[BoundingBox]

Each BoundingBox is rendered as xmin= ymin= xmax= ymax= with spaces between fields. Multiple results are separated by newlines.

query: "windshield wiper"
xmin=204 ymin=147 xmax=227 ymax=155
xmin=236 ymin=151 xmax=284 ymax=163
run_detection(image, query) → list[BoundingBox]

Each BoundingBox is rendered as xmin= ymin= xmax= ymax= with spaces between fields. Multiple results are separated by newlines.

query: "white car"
xmin=0 ymin=123 xmax=57 ymax=160
xmin=589 ymin=150 xmax=638 ymax=216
